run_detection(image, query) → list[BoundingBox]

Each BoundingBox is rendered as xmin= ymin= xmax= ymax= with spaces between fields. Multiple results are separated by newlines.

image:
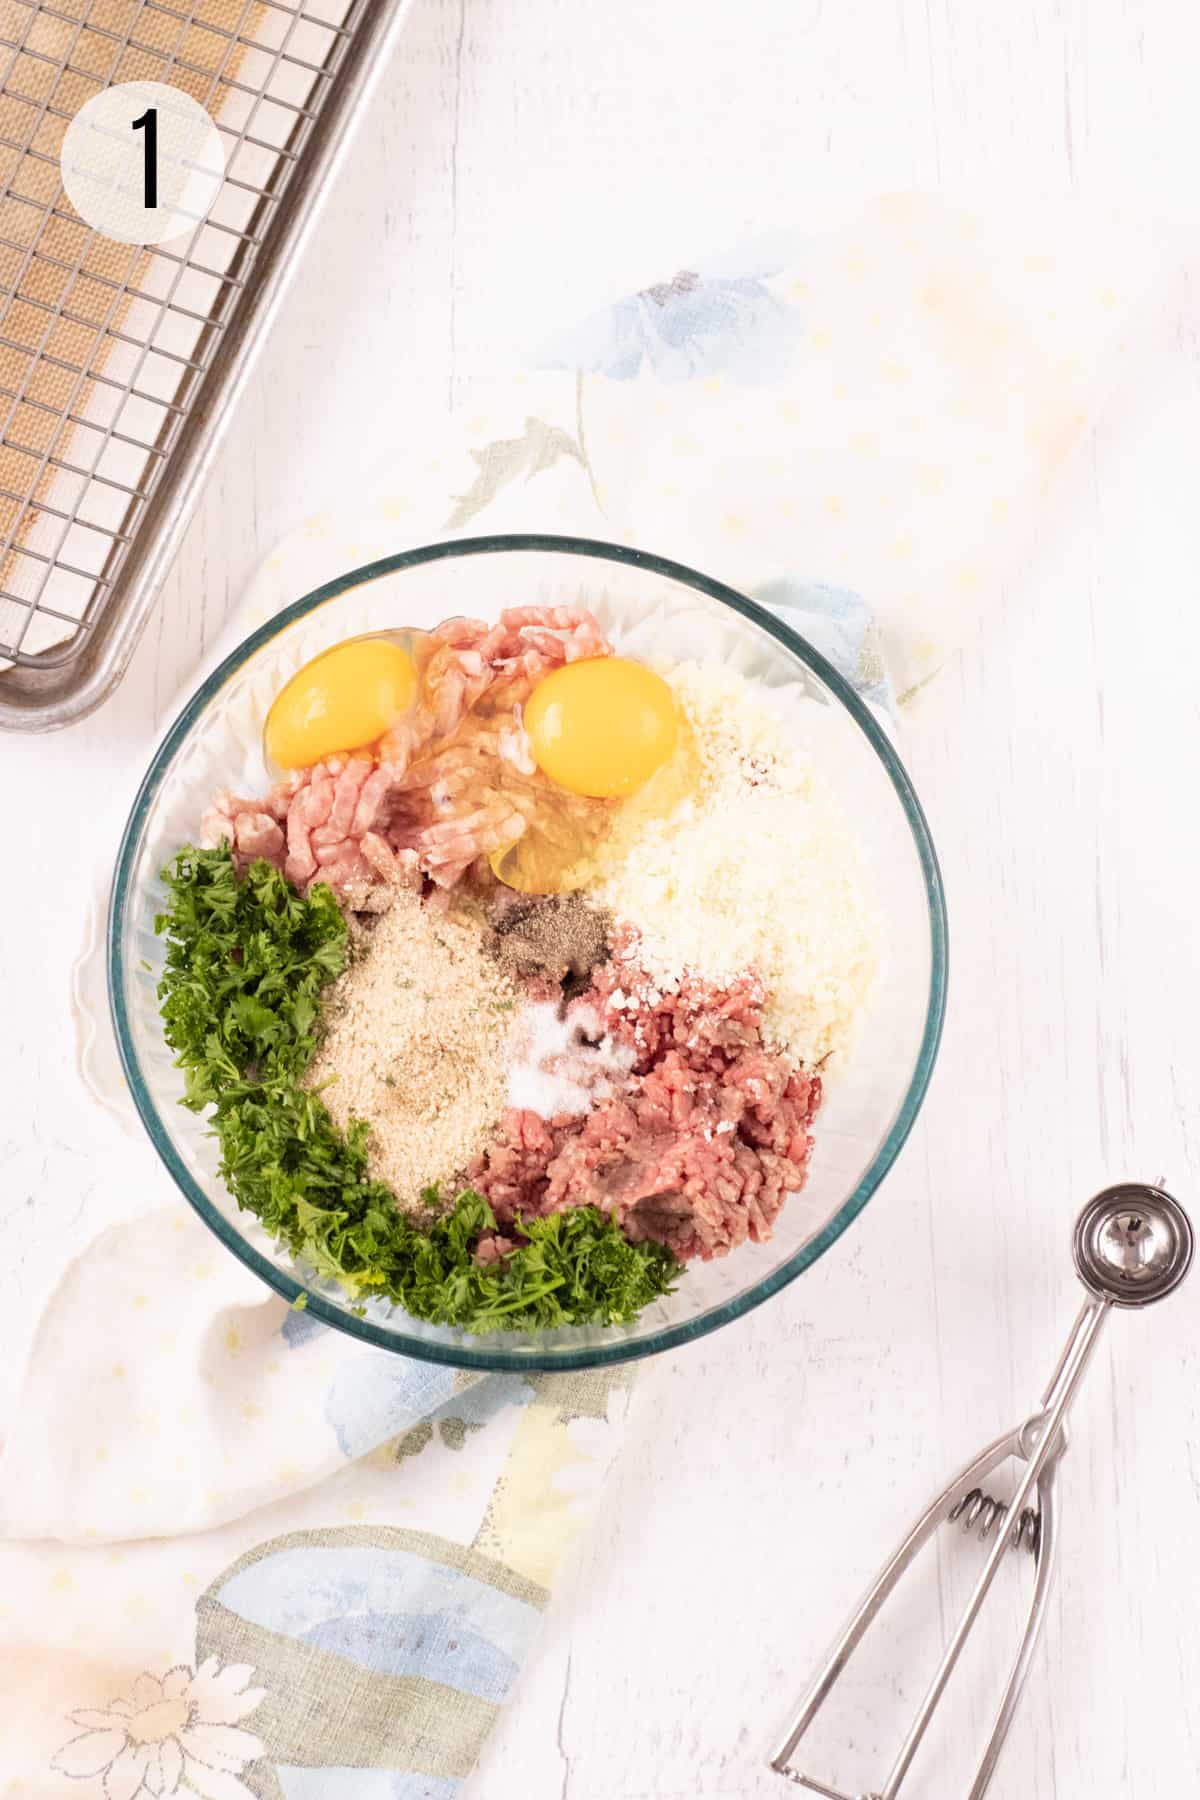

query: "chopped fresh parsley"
xmin=155 ymin=845 xmax=677 ymax=1332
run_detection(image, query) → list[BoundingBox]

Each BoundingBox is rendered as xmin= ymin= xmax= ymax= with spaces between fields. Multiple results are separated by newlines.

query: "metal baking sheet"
xmin=0 ymin=0 xmax=411 ymax=730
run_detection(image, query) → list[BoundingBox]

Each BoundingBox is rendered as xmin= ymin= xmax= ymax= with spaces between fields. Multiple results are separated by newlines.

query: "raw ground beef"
xmin=470 ymin=929 xmax=821 ymax=1263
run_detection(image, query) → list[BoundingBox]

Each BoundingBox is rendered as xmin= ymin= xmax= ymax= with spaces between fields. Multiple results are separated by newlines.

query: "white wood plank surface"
xmin=4 ymin=2 xmax=1200 ymax=1794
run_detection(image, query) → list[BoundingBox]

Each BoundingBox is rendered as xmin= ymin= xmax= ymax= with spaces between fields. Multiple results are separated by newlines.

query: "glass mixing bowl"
xmin=108 ymin=535 xmax=947 ymax=1370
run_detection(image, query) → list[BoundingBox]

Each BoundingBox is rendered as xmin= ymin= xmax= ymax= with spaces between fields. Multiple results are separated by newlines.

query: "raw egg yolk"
xmin=524 ymin=656 xmax=678 ymax=798
xmin=264 ymin=638 xmax=416 ymax=770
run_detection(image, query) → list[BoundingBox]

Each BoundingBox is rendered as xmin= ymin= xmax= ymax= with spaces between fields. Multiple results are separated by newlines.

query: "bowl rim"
xmin=108 ymin=532 xmax=948 ymax=1370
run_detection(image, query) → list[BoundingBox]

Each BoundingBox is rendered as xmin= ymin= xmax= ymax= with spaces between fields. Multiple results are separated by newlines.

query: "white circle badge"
xmin=60 ymin=80 xmax=226 ymax=247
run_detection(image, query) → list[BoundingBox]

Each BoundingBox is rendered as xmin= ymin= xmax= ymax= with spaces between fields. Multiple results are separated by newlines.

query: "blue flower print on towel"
xmin=276 ymin=1772 xmax=459 ymax=1800
xmin=322 ymin=1356 xmax=462 ymax=1458
xmin=280 ymin=1305 xmax=327 ymax=1348
xmin=212 ymin=1541 xmax=541 ymax=1701
xmin=323 ymin=1353 xmax=534 ymax=1460
xmin=195 ymin=1527 xmax=550 ymax=1781
xmin=543 ymin=249 xmax=804 ymax=385
xmin=754 ymin=576 xmax=895 ymax=716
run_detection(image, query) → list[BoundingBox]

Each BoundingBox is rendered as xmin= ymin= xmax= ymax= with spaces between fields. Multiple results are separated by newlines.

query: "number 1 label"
xmin=131 ymin=106 xmax=158 ymax=209
xmin=61 ymin=82 xmax=224 ymax=244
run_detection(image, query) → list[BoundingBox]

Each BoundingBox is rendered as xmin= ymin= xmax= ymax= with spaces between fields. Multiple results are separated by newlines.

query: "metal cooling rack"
xmin=0 ymin=0 xmax=412 ymax=730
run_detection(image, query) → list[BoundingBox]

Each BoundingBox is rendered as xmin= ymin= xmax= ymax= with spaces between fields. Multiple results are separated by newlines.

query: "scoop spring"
xmin=948 ymin=1488 xmax=1040 ymax=1554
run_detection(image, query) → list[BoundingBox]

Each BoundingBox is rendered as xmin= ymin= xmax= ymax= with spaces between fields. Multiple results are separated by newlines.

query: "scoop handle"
xmin=879 ymin=1295 xmax=1108 ymax=1798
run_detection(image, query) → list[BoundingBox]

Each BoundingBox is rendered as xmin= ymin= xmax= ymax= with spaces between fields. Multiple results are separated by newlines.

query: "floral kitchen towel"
xmin=239 ymin=195 xmax=1168 ymax=705
xmin=6 ymin=194 xmax=1171 ymax=1798
xmin=1 ymin=1196 xmax=631 ymax=1796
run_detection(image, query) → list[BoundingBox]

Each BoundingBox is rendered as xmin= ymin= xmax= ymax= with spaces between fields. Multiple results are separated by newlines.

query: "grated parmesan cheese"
xmin=584 ymin=661 xmax=881 ymax=1069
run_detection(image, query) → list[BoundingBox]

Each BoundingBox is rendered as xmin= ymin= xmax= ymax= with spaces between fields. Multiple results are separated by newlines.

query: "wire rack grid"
xmin=0 ymin=0 xmax=411 ymax=729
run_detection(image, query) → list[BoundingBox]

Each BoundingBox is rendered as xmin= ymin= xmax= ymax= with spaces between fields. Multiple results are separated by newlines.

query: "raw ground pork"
xmin=471 ymin=931 xmax=821 ymax=1263
xmin=202 ymin=607 xmax=610 ymax=899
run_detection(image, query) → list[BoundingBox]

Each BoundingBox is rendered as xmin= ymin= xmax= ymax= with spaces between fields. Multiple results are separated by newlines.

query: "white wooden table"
xmin=6 ymin=3 xmax=1200 ymax=1794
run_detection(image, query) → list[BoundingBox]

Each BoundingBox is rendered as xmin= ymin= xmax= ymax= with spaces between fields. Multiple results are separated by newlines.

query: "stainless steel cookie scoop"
xmin=770 ymin=1183 xmax=1194 ymax=1800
